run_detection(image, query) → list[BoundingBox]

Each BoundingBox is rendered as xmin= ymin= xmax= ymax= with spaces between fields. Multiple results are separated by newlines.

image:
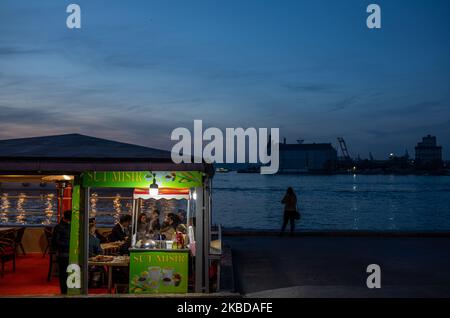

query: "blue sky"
xmin=1 ymin=0 xmax=449 ymax=159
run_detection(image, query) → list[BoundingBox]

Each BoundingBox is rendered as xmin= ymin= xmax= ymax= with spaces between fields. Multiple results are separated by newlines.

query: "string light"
xmin=1 ymin=193 xmax=10 ymax=224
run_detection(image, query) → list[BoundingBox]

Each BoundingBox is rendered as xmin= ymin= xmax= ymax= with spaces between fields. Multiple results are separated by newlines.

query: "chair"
xmin=44 ymin=228 xmax=59 ymax=281
xmin=0 ymin=237 xmax=16 ymax=277
xmin=14 ymin=228 xmax=26 ymax=256
xmin=0 ymin=229 xmax=16 ymax=241
xmin=88 ymin=266 xmax=107 ymax=289
xmin=43 ymin=227 xmax=53 ymax=257
xmin=47 ymin=250 xmax=58 ymax=282
xmin=114 ymin=283 xmax=128 ymax=294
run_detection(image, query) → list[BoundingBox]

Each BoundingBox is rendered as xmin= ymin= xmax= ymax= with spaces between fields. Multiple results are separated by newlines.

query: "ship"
xmin=216 ymin=167 xmax=230 ymax=173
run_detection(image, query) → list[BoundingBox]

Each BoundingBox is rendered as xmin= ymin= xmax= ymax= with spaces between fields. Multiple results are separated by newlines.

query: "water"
xmin=2 ymin=174 xmax=450 ymax=232
xmin=88 ymin=188 xmax=187 ymax=227
xmin=0 ymin=189 xmax=57 ymax=225
xmin=0 ymin=187 xmax=187 ymax=227
xmin=212 ymin=172 xmax=450 ymax=231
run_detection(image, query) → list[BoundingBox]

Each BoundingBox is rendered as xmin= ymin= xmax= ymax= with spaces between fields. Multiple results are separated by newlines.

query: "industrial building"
xmin=414 ymin=135 xmax=443 ymax=170
xmin=278 ymin=139 xmax=337 ymax=173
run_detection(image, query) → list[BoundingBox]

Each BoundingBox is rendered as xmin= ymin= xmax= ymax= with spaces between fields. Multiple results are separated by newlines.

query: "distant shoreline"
xmin=2 ymin=225 xmax=450 ymax=237
xmin=231 ymin=171 xmax=450 ymax=176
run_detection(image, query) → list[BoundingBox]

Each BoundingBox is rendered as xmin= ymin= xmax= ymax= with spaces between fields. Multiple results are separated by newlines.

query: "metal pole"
xmin=204 ymin=180 xmax=210 ymax=293
xmin=131 ymin=198 xmax=138 ymax=246
xmin=81 ymin=186 xmax=89 ymax=295
xmin=56 ymin=182 xmax=64 ymax=223
xmin=194 ymin=186 xmax=204 ymax=293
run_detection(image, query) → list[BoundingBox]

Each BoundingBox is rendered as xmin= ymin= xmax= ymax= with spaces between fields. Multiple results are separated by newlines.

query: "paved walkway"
xmin=225 ymin=236 xmax=450 ymax=298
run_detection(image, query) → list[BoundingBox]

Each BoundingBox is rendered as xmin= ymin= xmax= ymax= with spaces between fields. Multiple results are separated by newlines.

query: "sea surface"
xmin=1 ymin=173 xmax=450 ymax=232
xmin=212 ymin=172 xmax=450 ymax=231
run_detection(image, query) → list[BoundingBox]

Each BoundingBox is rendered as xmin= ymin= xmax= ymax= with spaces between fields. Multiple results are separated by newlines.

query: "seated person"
xmin=89 ymin=223 xmax=103 ymax=257
xmin=89 ymin=217 xmax=108 ymax=244
xmin=119 ymin=236 xmax=132 ymax=255
xmin=88 ymin=222 xmax=104 ymax=288
xmin=108 ymin=214 xmax=132 ymax=242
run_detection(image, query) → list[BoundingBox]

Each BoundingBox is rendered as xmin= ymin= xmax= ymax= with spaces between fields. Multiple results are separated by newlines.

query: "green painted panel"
xmin=82 ymin=171 xmax=203 ymax=189
xmin=68 ymin=182 xmax=81 ymax=295
xmin=129 ymin=251 xmax=189 ymax=294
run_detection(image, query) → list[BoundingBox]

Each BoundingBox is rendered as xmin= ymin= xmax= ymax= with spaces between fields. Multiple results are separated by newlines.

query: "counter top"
xmin=130 ymin=248 xmax=190 ymax=253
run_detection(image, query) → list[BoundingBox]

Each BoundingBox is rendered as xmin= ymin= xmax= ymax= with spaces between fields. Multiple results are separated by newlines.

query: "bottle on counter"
xmin=175 ymin=231 xmax=185 ymax=249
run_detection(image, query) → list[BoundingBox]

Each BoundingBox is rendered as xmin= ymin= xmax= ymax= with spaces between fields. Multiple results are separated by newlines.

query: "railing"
xmin=210 ymin=223 xmax=223 ymax=292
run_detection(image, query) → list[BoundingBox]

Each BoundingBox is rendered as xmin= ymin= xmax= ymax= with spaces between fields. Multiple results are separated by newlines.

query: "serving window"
xmin=131 ymin=188 xmax=196 ymax=252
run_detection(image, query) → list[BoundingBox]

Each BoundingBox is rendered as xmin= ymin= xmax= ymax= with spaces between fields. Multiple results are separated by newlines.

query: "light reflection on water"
xmin=16 ymin=193 xmax=26 ymax=224
xmin=43 ymin=193 xmax=55 ymax=225
xmin=89 ymin=192 xmax=98 ymax=218
xmin=113 ymin=194 xmax=122 ymax=224
xmin=89 ymin=189 xmax=133 ymax=226
xmin=2 ymin=174 xmax=450 ymax=231
xmin=0 ymin=190 xmax=58 ymax=225
xmin=87 ymin=189 xmax=186 ymax=227
xmin=212 ymin=173 xmax=450 ymax=231
xmin=1 ymin=193 xmax=10 ymax=223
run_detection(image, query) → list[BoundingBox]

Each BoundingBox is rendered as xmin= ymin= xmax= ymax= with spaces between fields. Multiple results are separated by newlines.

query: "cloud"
xmin=389 ymin=100 xmax=447 ymax=115
xmin=364 ymin=99 xmax=450 ymax=118
xmin=327 ymin=96 xmax=359 ymax=112
xmin=101 ymin=53 xmax=161 ymax=70
xmin=0 ymin=104 xmax=182 ymax=150
xmin=283 ymin=83 xmax=335 ymax=93
xmin=0 ymin=46 xmax=44 ymax=56
xmin=0 ymin=105 xmax=62 ymax=125
xmin=365 ymin=118 xmax=450 ymax=139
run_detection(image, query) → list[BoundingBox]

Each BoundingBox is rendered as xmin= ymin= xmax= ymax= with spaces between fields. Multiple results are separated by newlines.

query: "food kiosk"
xmin=80 ymin=170 xmax=213 ymax=294
xmin=0 ymin=134 xmax=216 ymax=296
xmin=129 ymin=181 xmax=196 ymax=293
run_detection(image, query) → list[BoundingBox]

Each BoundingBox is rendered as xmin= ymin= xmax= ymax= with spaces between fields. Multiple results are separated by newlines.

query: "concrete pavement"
xmin=224 ymin=235 xmax=450 ymax=298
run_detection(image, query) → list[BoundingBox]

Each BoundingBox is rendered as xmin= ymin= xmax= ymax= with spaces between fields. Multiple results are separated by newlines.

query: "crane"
xmin=337 ymin=137 xmax=351 ymax=161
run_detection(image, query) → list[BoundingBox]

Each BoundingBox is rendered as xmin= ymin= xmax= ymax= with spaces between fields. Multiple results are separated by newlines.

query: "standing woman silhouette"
xmin=280 ymin=187 xmax=298 ymax=236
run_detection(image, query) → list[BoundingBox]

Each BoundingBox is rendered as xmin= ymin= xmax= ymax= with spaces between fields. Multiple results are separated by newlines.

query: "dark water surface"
xmin=213 ymin=173 xmax=450 ymax=231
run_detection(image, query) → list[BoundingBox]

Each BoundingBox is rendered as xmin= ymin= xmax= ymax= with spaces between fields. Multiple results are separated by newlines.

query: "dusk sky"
xmin=1 ymin=0 xmax=449 ymax=159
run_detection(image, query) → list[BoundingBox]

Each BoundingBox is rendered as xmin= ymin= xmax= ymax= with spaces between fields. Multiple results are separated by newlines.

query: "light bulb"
xmin=149 ymin=173 xmax=158 ymax=196
xmin=149 ymin=187 xmax=158 ymax=197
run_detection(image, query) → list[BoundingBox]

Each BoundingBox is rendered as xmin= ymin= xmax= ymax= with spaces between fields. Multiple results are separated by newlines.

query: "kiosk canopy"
xmin=82 ymin=171 xmax=203 ymax=188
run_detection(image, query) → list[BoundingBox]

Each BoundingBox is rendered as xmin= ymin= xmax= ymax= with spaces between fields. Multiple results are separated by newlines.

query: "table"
xmin=0 ymin=228 xmax=15 ymax=239
xmin=88 ymin=256 xmax=130 ymax=293
xmin=100 ymin=241 xmax=124 ymax=255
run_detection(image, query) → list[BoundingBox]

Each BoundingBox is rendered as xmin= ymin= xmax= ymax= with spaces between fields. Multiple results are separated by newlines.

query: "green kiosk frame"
xmin=69 ymin=170 xmax=213 ymax=295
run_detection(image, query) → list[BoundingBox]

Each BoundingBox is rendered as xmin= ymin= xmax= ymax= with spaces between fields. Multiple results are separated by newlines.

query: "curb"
xmin=222 ymin=229 xmax=450 ymax=238
xmin=219 ymin=244 xmax=239 ymax=295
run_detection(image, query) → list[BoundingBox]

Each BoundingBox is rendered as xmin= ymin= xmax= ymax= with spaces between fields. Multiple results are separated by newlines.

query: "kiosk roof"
xmin=0 ymin=134 xmax=213 ymax=175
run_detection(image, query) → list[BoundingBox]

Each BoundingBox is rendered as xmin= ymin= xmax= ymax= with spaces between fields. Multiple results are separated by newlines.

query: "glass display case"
xmin=128 ymin=187 xmax=197 ymax=294
xmin=130 ymin=188 xmax=196 ymax=251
